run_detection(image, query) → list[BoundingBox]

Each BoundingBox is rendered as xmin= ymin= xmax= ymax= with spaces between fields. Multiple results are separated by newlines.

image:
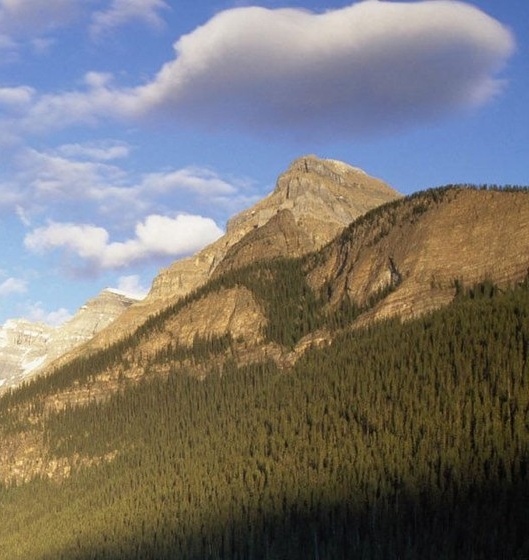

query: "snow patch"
xmin=104 ymin=287 xmax=145 ymax=301
xmin=22 ymin=355 xmax=47 ymax=374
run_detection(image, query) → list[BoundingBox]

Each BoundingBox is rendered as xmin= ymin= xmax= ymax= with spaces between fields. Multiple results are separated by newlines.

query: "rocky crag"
xmin=149 ymin=155 xmax=399 ymax=298
xmin=40 ymin=155 xmax=400 ymax=371
xmin=0 ymin=289 xmax=138 ymax=390
xmin=307 ymin=186 xmax=529 ymax=324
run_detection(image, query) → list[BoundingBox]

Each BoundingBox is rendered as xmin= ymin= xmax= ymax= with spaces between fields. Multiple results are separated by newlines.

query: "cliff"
xmin=42 ymin=155 xmax=400 ymax=368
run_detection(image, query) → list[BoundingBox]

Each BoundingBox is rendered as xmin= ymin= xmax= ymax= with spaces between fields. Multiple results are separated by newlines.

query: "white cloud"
xmin=1 ymin=144 xmax=252 ymax=224
xmin=14 ymin=147 xmax=128 ymax=203
xmin=0 ymin=0 xmax=82 ymax=38
xmin=112 ymin=275 xmax=149 ymax=300
xmin=90 ymin=0 xmax=169 ymax=38
xmin=13 ymin=1 xmax=516 ymax=139
xmin=0 ymin=0 xmax=168 ymax=39
xmin=25 ymin=222 xmax=110 ymax=260
xmin=0 ymin=0 xmax=169 ymax=60
xmin=140 ymin=167 xmax=238 ymax=196
xmin=23 ymin=302 xmax=72 ymax=327
xmin=56 ymin=140 xmax=131 ymax=161
xmin=0 ymin=277 xmax=27 ymax=296
xmin=0 ymin=86 xmax=35 ymax=107
xmin=24 ymin=214 xmax=223 ymax=270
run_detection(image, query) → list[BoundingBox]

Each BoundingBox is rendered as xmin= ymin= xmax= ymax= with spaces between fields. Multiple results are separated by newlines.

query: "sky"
xmin=0 ymin=0 xmax=527 ymax=327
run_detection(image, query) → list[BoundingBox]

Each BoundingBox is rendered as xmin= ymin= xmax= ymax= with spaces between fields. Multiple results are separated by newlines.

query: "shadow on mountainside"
xmin=55 ymin=477 xmax=529 ymax=560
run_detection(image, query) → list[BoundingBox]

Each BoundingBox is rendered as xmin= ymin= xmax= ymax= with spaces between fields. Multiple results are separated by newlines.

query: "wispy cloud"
xmin=56 ymin=140 xmax=131 ymax=162
xmin=0 ymin=0 xmax=169 ymax=56
xmin=6 ymin=1 xmax=515 ymax=140
xmin=22 ymin=302 xmax=72 ymax=327
xmin=0 ymin=86 xmax=35 ymax=107
xmin=90 ymin=0 xmax=169 ymax=38
xmin=0 ymin=0 xmax=81 ymax=39
xmin=1 ymin=142 xmax=253 ymax=224
xmin=0 ymin=277 xmax=27 ymax=296
xmin=24 ymin=214 xmax=224 ymax=271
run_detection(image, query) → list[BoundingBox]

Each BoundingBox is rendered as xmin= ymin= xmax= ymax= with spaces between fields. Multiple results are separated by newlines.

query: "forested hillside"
xmin=1 ymin=184 xmax=528 ymax=559
xmin=0 ymin=277 xmax=528 ymax=559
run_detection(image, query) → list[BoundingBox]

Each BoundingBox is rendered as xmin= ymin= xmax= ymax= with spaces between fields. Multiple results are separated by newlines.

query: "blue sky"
xmin=0 ymin=0 xmax=526 ymax=326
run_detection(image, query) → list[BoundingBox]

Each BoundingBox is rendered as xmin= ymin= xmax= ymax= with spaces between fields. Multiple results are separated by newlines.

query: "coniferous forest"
xmin=0 ymin=272 xmax=528 ymax=559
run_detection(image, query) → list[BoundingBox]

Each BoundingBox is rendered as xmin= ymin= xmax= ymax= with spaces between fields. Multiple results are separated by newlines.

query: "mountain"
xmin=36 ymin=185 xmax=529 ymax=398
xmin=0 ymin=319 xmax=53 ymax=387
xmin=36 ymin=155 xmax=400 ymax=375
xmin=307 ymin=185 xmax=529 ymax=324
xmin=151 ymin=155 xmax=399 ymax=299
xmin=1 ymin=160 xmax=528 ymax=559
xmin=0 ymin=289 xmax=139 ymax=390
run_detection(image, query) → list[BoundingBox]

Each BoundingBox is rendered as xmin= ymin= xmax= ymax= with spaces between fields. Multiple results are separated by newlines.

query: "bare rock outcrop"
xmin=0 ymin=289 xmax=138 ymax=390
xmin=309 ymin=187 xmax=529 ymax=325
xmin=148 ymin=155 xmax=399 ymax=300
xmin=45 ymin=155 xmax=399 ymax=366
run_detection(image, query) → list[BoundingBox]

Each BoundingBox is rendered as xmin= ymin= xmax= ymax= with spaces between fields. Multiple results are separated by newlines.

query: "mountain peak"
xmin=227 ymin=155 xmax=399 ymax=237
xmin=102 ymin=287 xmax=145 ymax=301
xmin=0 ymin=288 xmax=138 ymax=390
xmin=277 ymin=155 xmax=368 ymax=188
xmin=6 ymin=156 xmax=401 ymax=388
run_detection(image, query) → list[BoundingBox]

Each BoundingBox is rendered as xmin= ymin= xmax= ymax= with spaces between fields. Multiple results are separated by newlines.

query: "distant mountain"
xmin=0 ymin=289 xmax=139 ymax=389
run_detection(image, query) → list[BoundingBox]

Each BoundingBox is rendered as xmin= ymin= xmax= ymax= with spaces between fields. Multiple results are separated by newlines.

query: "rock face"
xmin=0 ymin=320 xmax=54 ymax=388
xmin=47 ymin=155 xmax=399 ymax=363
xmin=0 ymin=289 xmax=138 ymax=390
xmin=308 ymin=187 xmax=529 ymax=325
xmin=149 ymin=155 xmax=399 ymax=298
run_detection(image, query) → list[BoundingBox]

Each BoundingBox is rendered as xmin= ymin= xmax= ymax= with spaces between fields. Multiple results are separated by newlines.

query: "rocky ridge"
xmin=0 ymin=289 xmax=139 ymax=390
xmin=41 ymin=155 xmax=400 ymax=371
xmin=149 ymin=155 xmax=399 ymax=299
xmin=308 ymin=186 xmax=529 ymax=323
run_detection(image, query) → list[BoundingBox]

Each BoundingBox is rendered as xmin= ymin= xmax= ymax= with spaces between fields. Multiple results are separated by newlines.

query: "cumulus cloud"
xmin=90 ymin=0 xmax=168 ymax=38
xmin=0 ymin=277 xmax=27 ymax=296
xmin=15 ymin=1 xmax=516 ymax=139
xmin=24 ymin=214 xmax=223 ymax=270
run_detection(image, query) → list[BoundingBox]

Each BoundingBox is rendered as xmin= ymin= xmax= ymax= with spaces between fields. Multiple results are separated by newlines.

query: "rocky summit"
xmin=149 ymin=155 xmax=399 ymax=300
xmin=41 ymin=155 xmax=400 ymax=370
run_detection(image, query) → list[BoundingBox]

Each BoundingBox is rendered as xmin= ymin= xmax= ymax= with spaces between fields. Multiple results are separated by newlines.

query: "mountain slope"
xmin=0 ymin=289 xmax=138 ymax=390
xmin=1 ymin=180 xmax=529 ymax=558
xmin=307 ymin=186 xmax=529 ymax=325
xmin=3 ymin=185 xmax=528 ymax=421
xmin=1 ymin=278 xmax=528 ymax=559
xmin=38 ymin=155 xmax=400 ymax=375
xmin=50 ymin=186 xmax=529 ymax=395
